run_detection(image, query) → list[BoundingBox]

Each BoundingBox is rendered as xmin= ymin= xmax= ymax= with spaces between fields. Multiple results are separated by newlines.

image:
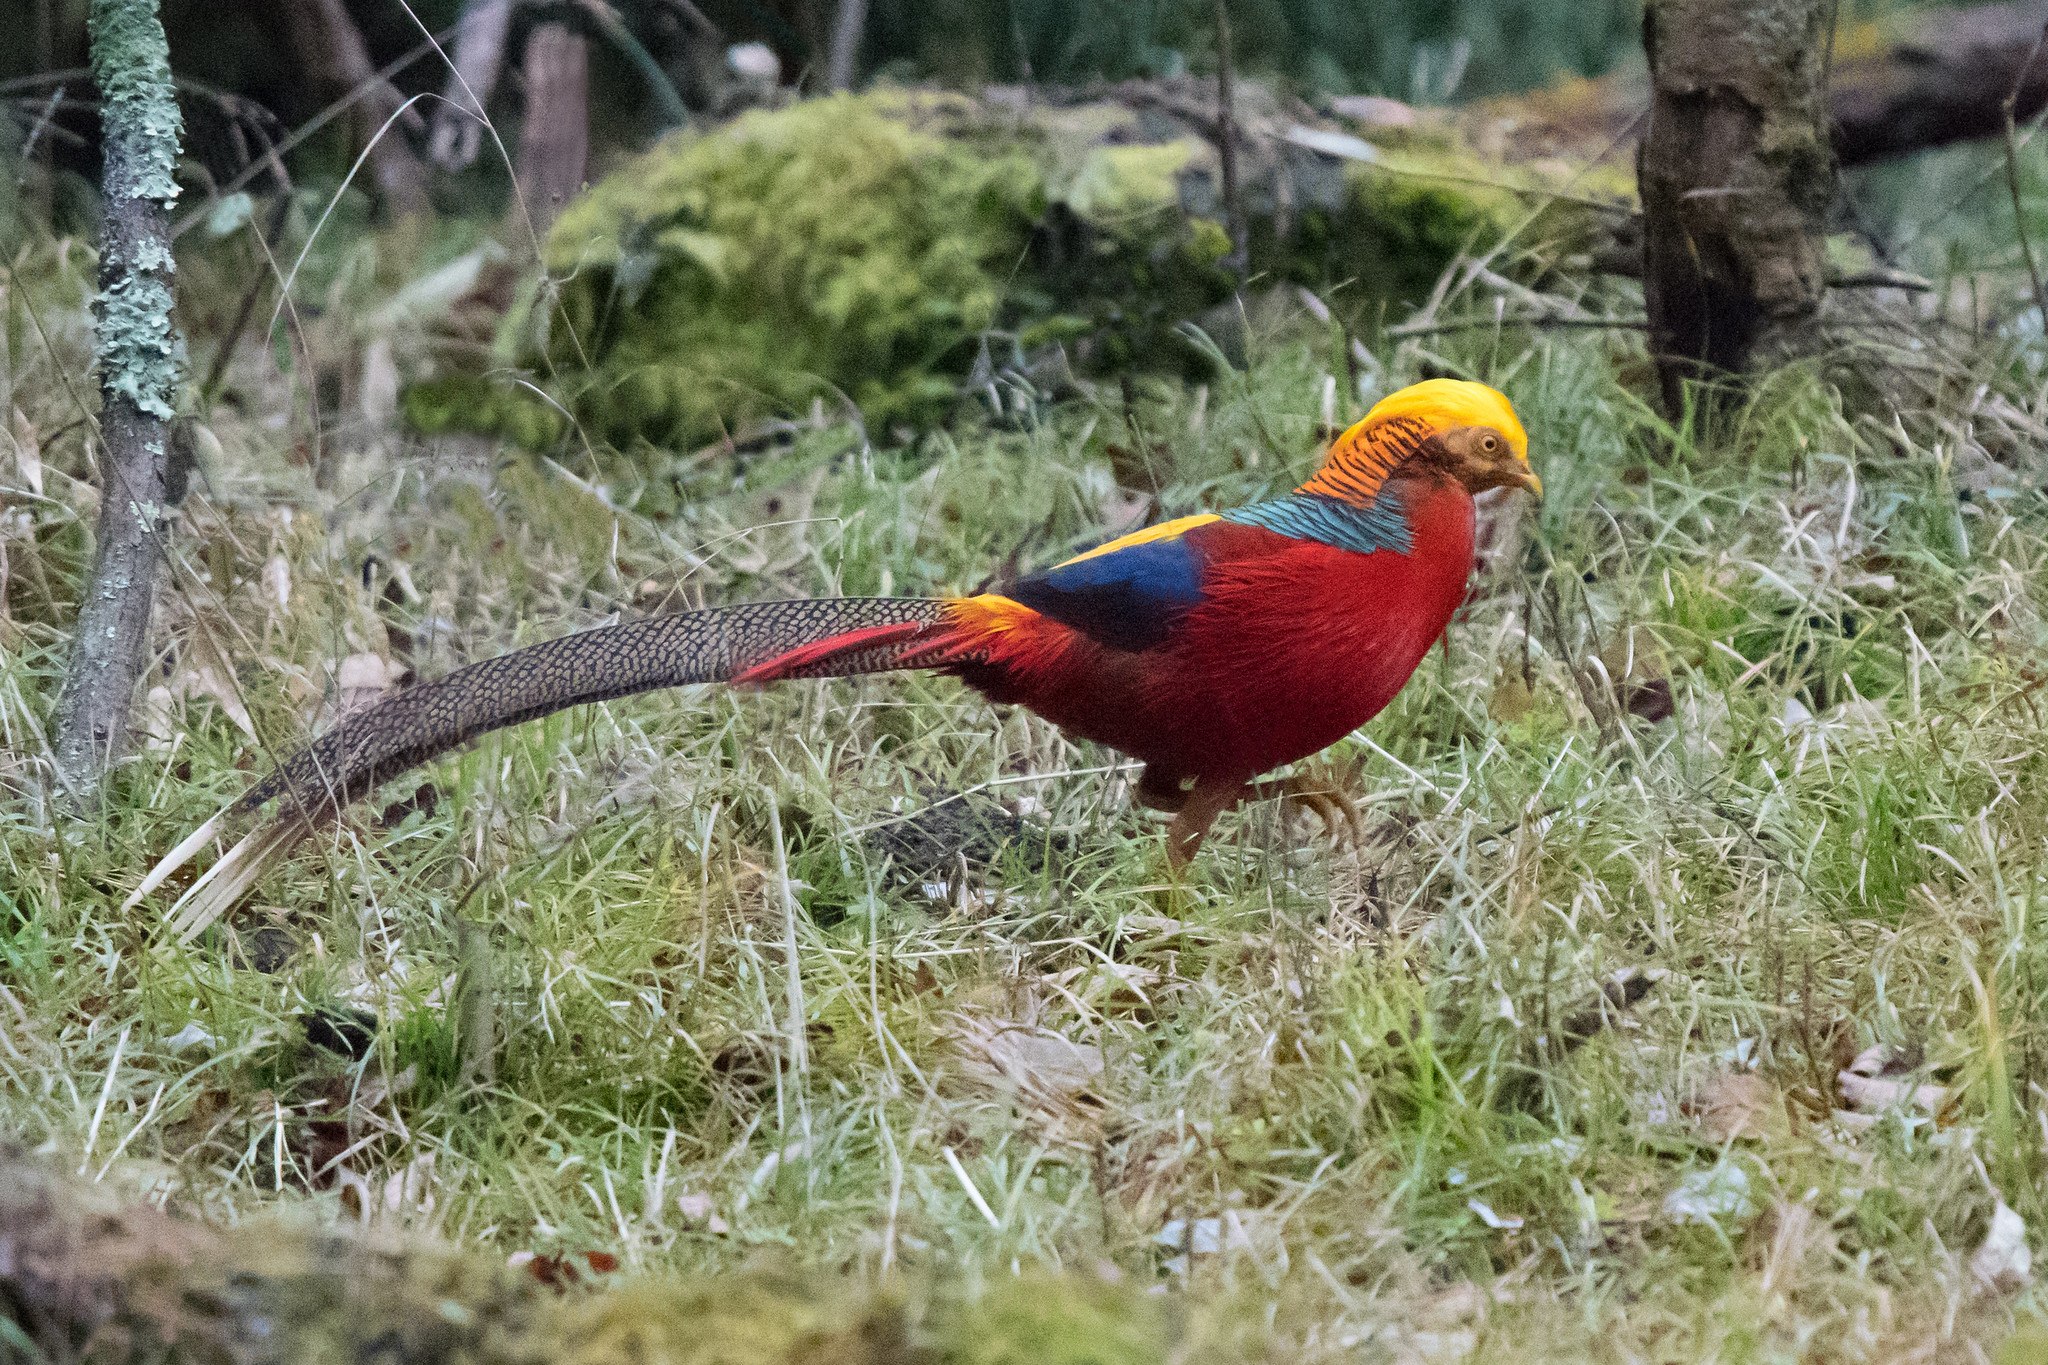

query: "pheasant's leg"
xmin=1166 ymin=777 xmax=1247 ymax=869
xmin=1245 ymin=771 xmax=1367 ymax=848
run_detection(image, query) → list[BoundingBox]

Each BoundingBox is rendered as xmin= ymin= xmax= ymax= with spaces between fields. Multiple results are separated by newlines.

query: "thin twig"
xmin=15 ymin=84 xmax=63 ymax=181
xmin=199 ymin=192 xmax=294 ymax=405
xmin=169 ymin=24 xmax=459 ymax=240
xmin=2002 ymin=22 xmax=2048 ymax=322
xmin=1389 ymin=313 xmax=1648 ymax=339
xmin=1826 ymin=267 xmax=1932 ymax=292
xmin=1213 ymin=0 xmax=1247 ymax=280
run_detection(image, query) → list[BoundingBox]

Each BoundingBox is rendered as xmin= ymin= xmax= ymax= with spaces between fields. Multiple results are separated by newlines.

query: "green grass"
xmin=7 ymin=215 xmax=2048 ymax=1359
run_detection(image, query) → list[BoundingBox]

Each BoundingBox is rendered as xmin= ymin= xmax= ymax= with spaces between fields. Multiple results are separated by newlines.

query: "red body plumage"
xmin=946 ymin=474 xmax=1476 ymax=789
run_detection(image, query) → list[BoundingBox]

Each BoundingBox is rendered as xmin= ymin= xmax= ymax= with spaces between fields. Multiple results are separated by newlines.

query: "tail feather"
xmin=135 ymin=596 xmax=957 ymax=937
xmin=240 ymin=597 xmax=955 ymax=821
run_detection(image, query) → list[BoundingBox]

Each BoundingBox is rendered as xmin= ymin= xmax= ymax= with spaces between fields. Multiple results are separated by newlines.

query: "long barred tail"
xmin=242 ymin=597 xmax=959 ymax=821
xmin=130 ymin=598 xmax=963 ymax=938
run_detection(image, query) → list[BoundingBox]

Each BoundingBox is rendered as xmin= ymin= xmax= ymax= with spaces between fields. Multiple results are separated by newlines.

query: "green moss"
xmin=419 ymin=90 xmax=1609 ymax=456
xmin=539 ymin=93 xmax=1042 ymax=448
xmin=404 ymin=372 xmax=568 ymax=450
xmin=941 ymin=1275 xmax=1174 ymax=1365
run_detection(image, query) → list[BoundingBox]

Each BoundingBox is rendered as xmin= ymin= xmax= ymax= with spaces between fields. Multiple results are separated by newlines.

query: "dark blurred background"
xmin=1 ymin=0 xmax=1646 ymax=201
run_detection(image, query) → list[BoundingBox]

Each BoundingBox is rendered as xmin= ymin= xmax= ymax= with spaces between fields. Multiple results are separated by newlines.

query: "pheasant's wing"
xmin=1003 ymin=514 xmax=1224 ymax=652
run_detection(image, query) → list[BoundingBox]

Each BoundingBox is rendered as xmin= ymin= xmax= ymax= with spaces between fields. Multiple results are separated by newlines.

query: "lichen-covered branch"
xmin=51 ymin=0 xmax=186 ymax=799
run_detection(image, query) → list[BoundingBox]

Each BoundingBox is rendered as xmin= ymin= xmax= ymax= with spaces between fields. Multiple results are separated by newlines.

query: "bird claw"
xmin=1250 ymin=765 xmax=1368 ymax=853
xmin=1158 ymin=760 xmax=1367 ymax=870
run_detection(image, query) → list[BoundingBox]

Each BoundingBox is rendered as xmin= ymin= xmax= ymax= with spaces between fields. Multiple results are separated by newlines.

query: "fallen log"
xmin=1466 ymin=1 xmax=2048 ymax=170
xmin=0 ymin=1142 xmax=1194 ymax=1364
xmin=1830 ymin=2 xmax=2048 ymax=165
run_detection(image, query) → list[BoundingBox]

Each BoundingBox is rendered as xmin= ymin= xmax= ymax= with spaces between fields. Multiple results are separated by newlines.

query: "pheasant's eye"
xmin=1479 ymin=433 xmax=1500 ymax=453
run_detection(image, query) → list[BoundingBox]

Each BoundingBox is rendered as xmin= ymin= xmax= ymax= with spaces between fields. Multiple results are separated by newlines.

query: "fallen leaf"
xmin=1046 ymin=959 xmax=1164 ymax=1011
xmin=512 ymin=1252 xmax=585 ymax=1293
xmin=263 ymin=555 xmax=292 ymax=612
xmin=359 ymin=336 xmax=400 ymax=428
xmin=675 ymin=1191 xmax=730 ymax=1234
xmin=1598 ymin=628 xmax=1675 ymax=724
xmin=512 ymin=1250 xmax=612 ymax=1291
xmin=336 ymin=653 xmax=406 ymax=714
xmin=1329 ymin=94 xmax=1419 ymax=128
xmin=7 ymin=406 xmax=42 ymax=496
xmin=179 ymin=624 xmax=257 ymax=739
xmin=162 ymin=1022 xmax=216 ymax=1055
xmin=1154 ymin=1211 xmax=1254 ymax=1272
xmin=1467 ymin=1197 xmax=1523 ymax=1231
xmin=1489 ymin=673 xmax=1537 ymax=725
xmin=1971 ymin=1199 xmax=2033 ymax=1295
xmin=1097 ymin=485 xmax=1153 ymax=540
xmin=379 ymin=1151 xmax=437 ymax=1220
xmin=136 ymin=685 xmax=180 ymax=750
xmin=1686 ymin=1071 xmax=1789 ymax=1145
xmin=950 ymin=1013 xmax=1106 ymax=1143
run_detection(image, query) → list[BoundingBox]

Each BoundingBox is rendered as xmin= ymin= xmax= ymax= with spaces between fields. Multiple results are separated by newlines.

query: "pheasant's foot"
xmin=1247 ymin=769 xmax=1367 ymax=851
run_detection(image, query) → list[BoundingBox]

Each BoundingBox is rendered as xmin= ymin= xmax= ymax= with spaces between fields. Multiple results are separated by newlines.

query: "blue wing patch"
xmin=1006 ymin=530 xmax=1209 ymax=652
xmin=1222 ymin=486 xmax=1412 ymax=555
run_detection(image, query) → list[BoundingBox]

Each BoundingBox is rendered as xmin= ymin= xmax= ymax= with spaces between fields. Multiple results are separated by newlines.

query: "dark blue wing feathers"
xmin=1007 ymin=532 xmax=1209 ymax=651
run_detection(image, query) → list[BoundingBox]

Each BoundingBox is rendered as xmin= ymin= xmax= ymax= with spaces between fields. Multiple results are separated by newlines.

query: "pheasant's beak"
xmin=1513 ymin=466 xmax=1543 ymax=498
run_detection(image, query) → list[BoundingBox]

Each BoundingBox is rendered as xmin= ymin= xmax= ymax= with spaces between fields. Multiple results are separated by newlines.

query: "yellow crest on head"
xmin=1359 ymin=379 xmax=1529 ymax=464
xmin=1303 ymin=379 xmax=1530 ymax=504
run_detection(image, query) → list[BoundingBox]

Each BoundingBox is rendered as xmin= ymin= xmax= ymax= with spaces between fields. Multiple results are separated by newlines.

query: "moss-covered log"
xmin=406 ymin=82 xmax=1614 ymax=454
xmin=1476 ymin=2 xmax=2048 ymax=171
xmin=1829 ymin=2 xmax=2048 ymax=166
xmin=0 ymin=1143 xmax=1198 ymax=1365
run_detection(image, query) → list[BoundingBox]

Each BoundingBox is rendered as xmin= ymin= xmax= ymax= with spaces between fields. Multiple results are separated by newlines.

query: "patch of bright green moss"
xmin=538 ymin=94 xmax=1043 ymax=448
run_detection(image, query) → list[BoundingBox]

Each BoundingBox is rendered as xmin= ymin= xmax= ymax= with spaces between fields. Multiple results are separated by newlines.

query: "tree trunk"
xmin=280 ymin=0 xmax=431 ymax=216
xmin=515 ymin=23 xmax=590 ymax=235
xmin=1638 ymin=0 xmax=1834 ymax=412
xmin=428 ymin=0 xmax=515 ymax=173
xmin=827 ymin=0 xmax=868 ymax=91
xmin=52 ymin=0 xmax=185 ymax=799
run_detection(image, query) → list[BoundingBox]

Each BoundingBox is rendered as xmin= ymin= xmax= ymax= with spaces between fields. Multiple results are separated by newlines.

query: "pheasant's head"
xmin=1303 ymin=378 xmax=1540 ymax=503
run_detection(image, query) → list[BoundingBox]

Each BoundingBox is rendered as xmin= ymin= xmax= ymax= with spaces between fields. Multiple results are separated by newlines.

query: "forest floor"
xmin=6 ymin=212 xmax=2048 ymax=1361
